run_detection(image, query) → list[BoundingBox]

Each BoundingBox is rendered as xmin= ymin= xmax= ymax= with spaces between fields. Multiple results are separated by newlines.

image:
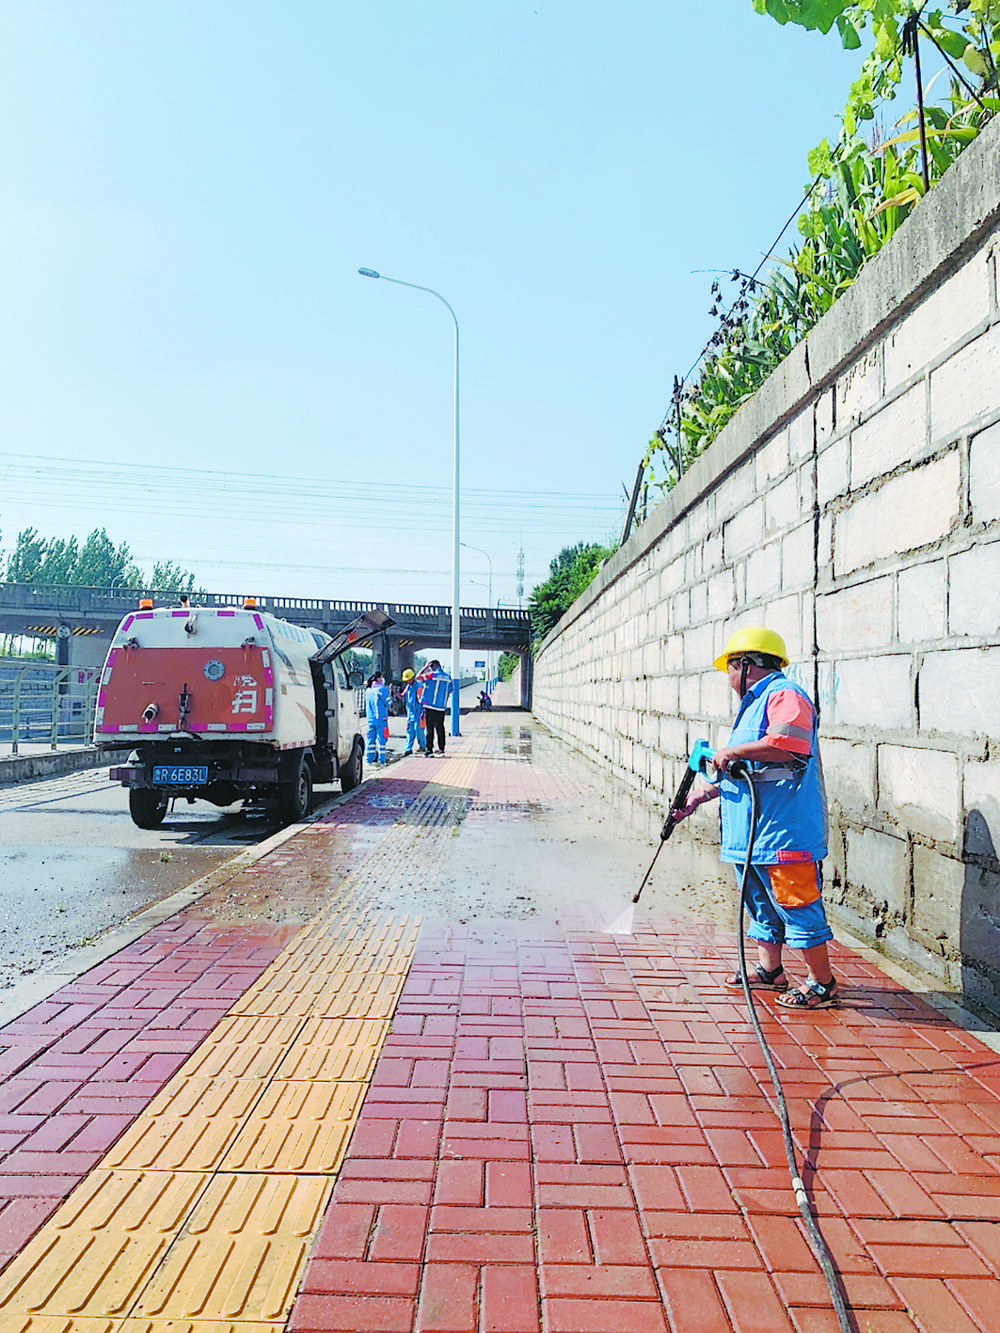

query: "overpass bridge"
xmin=0 ymin=583 xmax=534 ymax=708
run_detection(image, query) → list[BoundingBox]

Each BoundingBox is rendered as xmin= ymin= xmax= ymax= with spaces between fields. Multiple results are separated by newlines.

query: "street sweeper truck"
xmin=94 ymin=598 xmax=393 ymax=827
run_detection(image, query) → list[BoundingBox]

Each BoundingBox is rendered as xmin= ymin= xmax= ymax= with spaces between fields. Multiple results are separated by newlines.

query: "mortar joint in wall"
xmin=824 ymin=439 xmax=962 ymax=517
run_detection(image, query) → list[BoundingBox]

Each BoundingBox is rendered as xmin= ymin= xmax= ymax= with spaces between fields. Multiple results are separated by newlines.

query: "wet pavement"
xmin=0 ymin=686 xmax=998 ymax=1332
xmin=0 ymin=767 xmax=269 ymax=992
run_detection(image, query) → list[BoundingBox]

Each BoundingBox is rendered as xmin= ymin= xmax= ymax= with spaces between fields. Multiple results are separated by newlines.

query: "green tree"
xmin=74 ymin=528 xmax=144 ymax=588
xmin=2 ymin=525 xmax=197 ymax=591
xmin=529 ymin=542 xmax=615 ymax=648
xmin=5 ymin=527 xmax=48 ymax=582
xmin=35 ymin=535 xmax=81 ymax=584
xmin=0 ymin=633 xmax=53 ymax=659
xmin=497 ymin=651 xmax=519 ymax=681
xmin=149 ymin=560 xmax=196 ymax=594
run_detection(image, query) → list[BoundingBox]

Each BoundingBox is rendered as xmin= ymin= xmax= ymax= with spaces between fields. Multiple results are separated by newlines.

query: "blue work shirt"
xmin=419 ymin=669 xmax=452 ymax=711
xmin=718 ymin=672 xmax=828 ymax=865
xmin=405 ymin=680 xmax=423 ymax=722
xmin=365 ymin=683 xmax=389 ymax=724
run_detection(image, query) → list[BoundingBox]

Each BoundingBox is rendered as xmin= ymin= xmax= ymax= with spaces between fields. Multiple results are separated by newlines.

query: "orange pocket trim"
xmin=769 ymin=863 xmax=821 ymax=909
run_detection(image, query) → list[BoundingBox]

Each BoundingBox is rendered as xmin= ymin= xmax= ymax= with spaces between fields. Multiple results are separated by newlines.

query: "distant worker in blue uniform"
xmin=401 ymin=668 xmax=426 ymax=756
xmin=417 ymin=659 xmax=453 ymax=757
xmin=672 ymin=627 xmax=838 ymax=1010
xmin=365 ymin=672 xmax=390 ymax=765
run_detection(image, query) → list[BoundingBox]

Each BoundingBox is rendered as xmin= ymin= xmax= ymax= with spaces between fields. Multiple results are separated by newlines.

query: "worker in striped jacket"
xmin=417 ymin=660 xmax=453 ymax=758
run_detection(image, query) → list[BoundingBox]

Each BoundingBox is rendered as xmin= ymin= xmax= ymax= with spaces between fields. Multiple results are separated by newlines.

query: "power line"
xmin=0 ymin=452 xmax=621 ymax=512
xmin=0 ymin=450 xmax=616 ymax=599
xmin=0 ymin=453 xmax=623 ymax=537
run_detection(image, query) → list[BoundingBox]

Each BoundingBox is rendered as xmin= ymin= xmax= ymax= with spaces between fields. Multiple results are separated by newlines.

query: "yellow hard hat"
xmin=713 ymin=626 xmax=789 ymax=671
xmin=401 ymin=669 xmax=415 ymax=681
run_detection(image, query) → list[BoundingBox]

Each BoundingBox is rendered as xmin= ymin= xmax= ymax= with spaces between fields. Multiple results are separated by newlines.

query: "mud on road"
xmin=190 ymin=712 xmax=739 ymax=941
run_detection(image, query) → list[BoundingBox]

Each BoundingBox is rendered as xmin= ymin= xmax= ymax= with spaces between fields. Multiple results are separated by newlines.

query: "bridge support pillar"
xmin=380 ymin=637 xmax=414 ymax=682
xmin=369 ymin=637 xmax=415 ymax=682
xmin=395 ymin=645 xmax=415 ymax=678
xmin=519 ymin=650 xmax=533 ymax=710
xmin=55 ymin=632 xmax=109 ymax=738
xmin=57 ymin=633 xmax=110 ymax=674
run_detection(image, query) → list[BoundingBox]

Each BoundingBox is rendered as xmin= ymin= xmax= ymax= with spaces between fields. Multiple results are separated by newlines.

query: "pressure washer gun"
xmin=660 ymin=738 xmax=716 ymax=841
xmin=632 ymin=739 xmax=718 ymax=906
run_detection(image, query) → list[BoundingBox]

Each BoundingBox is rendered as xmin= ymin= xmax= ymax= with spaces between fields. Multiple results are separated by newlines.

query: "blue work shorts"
xmin=738 ymin=863 xmax=833 ymax=950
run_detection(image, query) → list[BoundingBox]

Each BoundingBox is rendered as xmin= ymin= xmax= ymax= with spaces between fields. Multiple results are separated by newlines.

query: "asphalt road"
xmin=0 ymin=703 xmax=481 ymax=993
xmin=0 ymin=766 xmax=294 ymax=992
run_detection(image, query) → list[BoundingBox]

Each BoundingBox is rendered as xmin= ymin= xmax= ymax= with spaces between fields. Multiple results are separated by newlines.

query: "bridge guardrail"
xmin=0 ymin=660 xmax=99 ymax=754
xmin=0 ymin=582 xmax=531 ymax=625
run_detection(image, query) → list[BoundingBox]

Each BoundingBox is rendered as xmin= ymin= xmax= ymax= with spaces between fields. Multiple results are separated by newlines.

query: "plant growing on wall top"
xmin=644 ymin=0 xmax=998 ymax=492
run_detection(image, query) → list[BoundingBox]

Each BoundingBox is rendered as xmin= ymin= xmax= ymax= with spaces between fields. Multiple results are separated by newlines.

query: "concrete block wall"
xmin=533 ymin=116 xmax=1000 ymax=1018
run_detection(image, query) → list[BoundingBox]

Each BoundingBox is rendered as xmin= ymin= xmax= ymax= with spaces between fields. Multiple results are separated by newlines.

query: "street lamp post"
xmin=460 ymin=542 xmax=492 ymax=608
xmin=461 ymin=541 xmax=493 ymax=683
xmin=359 ymin=267 xmax=461 ymax=735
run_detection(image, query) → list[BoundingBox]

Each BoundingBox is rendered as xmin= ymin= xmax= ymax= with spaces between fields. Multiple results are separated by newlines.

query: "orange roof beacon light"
xmin=243 ymin=597 xmax=257 ymax=610
xmin=138 ymin=598 xmax=154 ymax=610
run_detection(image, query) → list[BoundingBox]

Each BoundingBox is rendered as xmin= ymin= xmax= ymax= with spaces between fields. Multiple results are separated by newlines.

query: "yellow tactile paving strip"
xmin=0 ymin=823 xmax=430 ymax=1333
xmin=427 ymin=752 xmax=480 ymax=791
xmin=6 ymin=1322 xmax=280 ymax=1333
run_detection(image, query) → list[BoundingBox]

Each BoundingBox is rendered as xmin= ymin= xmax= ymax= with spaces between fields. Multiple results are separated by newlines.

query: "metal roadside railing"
xmin=0 ymin=659 xmax=100 ymax=755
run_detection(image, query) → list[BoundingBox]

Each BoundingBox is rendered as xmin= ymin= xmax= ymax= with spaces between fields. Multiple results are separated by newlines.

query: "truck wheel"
xmin=129 ymin=788 xmax=169 ymax=829
xmin=339 ymin=739 xmax=363 ymax=792
xmin=279 ymin=755 xmax=313 ymax=822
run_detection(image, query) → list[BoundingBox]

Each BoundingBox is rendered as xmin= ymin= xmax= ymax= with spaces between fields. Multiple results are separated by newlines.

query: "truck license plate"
xmin=152 ymin=765 xmax=208 ymax=786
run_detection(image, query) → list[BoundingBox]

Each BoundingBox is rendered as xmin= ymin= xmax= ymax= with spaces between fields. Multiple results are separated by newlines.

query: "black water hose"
xmin=731 ymin=762 xmax=854 ymax=1333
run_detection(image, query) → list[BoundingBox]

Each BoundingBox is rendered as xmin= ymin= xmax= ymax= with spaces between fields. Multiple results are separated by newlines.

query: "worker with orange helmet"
xmin=673 ymin=626 xmax=838 ymax=1010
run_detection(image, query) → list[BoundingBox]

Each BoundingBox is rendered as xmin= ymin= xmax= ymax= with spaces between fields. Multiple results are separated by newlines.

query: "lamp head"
xmin=358 ymin=267 xmax=380 ymax=279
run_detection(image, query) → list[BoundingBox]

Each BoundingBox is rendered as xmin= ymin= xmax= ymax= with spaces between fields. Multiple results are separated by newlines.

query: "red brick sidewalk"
xmin=0 ymin=702 xmax=998 ymax=1331
xmin=290 ymin=909 xmax=1000 ymax=1333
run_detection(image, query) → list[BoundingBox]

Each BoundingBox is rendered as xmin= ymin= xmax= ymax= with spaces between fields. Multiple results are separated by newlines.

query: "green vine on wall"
xmin=643 ymin=1 xmax=999 ymax=494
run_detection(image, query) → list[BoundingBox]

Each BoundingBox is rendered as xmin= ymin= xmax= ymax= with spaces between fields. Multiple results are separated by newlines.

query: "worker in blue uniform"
xmin=365 ymin=672 xmax=390 ymax=765
xmin=673 ymin=627 xmax=838 ymax=1010
xmin=417 ymin=660 xmax=453 ymax=757
xmin=402 ymin=668 xmax=426 ymax=755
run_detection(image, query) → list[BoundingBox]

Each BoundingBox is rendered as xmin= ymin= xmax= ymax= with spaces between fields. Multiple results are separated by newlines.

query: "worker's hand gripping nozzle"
xmin=659 ymin=738 xmax=716 ymax=841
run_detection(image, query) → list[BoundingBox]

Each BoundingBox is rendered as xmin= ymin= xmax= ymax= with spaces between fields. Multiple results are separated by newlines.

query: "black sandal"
xmin=776 ymin=978 xmax=839 ymax=1009
xmin=725 ymin=963 xmax=789 ymax=992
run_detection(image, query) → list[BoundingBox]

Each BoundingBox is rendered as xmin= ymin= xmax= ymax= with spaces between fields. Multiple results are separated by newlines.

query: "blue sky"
xmin=0 ymin=1 xmax=865 ymax=619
